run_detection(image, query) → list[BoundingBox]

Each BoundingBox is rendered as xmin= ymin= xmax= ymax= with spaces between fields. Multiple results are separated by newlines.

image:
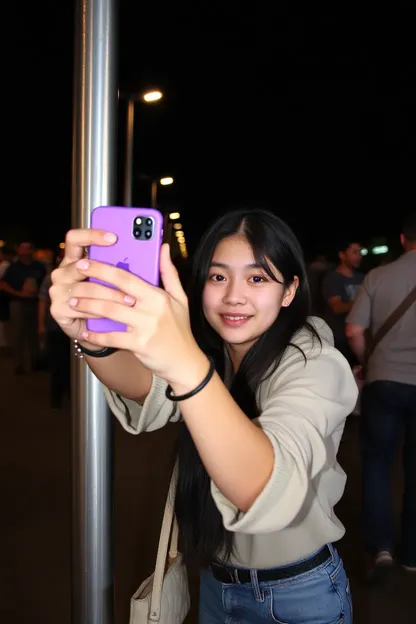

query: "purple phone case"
xmin=86 ymin=206 xmax=163 ymax=332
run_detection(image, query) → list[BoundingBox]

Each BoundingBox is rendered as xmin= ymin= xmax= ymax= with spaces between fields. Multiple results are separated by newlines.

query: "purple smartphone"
xmin=86 ymin=206 xmax=163 ymax=332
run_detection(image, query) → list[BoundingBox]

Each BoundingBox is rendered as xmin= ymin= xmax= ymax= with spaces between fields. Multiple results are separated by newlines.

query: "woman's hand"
xmin=70 ymin=243 xmax=207 ymax=385
xmin=49 ymin=228 xmax=136 ymax=345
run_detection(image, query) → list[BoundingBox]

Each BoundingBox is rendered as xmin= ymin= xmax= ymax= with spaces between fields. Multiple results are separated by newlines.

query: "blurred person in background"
xmin=307 ymin=253 xmax=333 ymax=317
xmin=0 ymin=246 xmax=13 ymax=352
xmin=321 ymin=239 xmax=364 ymax=366
xmin=0 ymin=242 xmax=46 ymax=373
xmin=38 ymin=246 xmax=70 ymax=410
xmin=346 ymin=213 xmax=416 ymax=582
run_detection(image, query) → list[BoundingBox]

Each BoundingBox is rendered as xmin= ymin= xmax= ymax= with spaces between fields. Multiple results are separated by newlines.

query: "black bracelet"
xmin=74 ymin=340 xmax=118 ymax=358
xmin=165 ymin=357 xmax=215 ymax=401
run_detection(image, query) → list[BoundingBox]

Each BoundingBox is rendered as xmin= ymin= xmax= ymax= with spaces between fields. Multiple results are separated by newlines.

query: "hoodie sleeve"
xmin=211 ymin=345 xmax=357 ymax=534
xmin=103 ymin=375 xmax=181 ymax=434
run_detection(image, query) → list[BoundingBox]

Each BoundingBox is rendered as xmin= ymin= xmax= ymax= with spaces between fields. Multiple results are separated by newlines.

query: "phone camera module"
xmin=132 ymin=216 xmax=153 ymax=240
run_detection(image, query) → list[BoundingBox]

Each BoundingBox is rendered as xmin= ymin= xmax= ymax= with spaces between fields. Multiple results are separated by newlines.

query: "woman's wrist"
xmin=77 ymin=339 xmax=103 ymax=353
xmin=167 ymin=349 xmax=212 ymax=398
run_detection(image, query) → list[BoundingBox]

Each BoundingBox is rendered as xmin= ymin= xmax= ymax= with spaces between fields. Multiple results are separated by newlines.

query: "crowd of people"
xmin=0 ymin=243 xmax=70 ymax=409
xmin=308 ymin=213 xmax=416 ymax=582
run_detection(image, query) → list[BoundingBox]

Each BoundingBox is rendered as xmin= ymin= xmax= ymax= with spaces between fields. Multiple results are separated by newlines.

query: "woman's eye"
xmin=209 ymin=274 xmax=225 ymax=282
xmin=249 ymin=275 xmax=267 ymax=283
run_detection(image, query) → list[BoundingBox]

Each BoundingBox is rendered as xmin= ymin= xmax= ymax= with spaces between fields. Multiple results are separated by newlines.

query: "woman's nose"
xmin=222 ymin=279 xmax=247 ymax=306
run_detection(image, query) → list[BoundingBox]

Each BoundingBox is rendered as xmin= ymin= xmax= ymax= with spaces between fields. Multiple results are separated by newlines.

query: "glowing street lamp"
xmin=122 ymin=88 xmax=164 ymax=205
xmin=142 ymin=90 xmax=163 ymax=102
xmin=150 ymin=177 xmax=174 ymax=208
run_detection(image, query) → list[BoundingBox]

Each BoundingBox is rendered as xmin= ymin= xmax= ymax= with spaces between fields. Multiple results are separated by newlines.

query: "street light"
xmin=172 ymin=222 xmax=188 ymax=259
xmin=121 ymin=89 xmax=164 ymax=206
xmin=143 ymin=90 xmax=163 ymax=102
xmin=160 ymin=176 xmax=174 ymax=186
xmin=151 ymin=177 xmax=174 ymax=208
xmin=139 ymin=175 xmax=174 ymax=209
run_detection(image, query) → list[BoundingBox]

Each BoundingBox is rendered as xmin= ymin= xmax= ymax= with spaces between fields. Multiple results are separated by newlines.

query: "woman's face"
xmin=202 ymin=235 xmax=298 ymax=364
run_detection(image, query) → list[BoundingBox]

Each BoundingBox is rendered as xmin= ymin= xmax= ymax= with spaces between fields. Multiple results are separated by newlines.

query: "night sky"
xmin=5 ymin=1 xmax=415 ymax=261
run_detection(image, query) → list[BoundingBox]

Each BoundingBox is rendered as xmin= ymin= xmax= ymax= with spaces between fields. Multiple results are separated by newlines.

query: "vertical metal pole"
xmin=71 ymin=1 xmax=117 ymax=623
xmin=124 ymin=99 xmax=135 ymax=206
xmin=151 ymin=179 xmax=157 ymax=208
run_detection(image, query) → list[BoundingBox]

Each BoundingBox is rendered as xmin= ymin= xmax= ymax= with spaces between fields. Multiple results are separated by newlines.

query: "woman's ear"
xmin=281 ymin=276 xmax=299 ymax=307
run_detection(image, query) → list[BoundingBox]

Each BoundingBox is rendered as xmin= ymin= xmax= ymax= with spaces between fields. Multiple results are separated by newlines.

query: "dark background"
xmin=4 ymin=1 xmax=415 ymax=260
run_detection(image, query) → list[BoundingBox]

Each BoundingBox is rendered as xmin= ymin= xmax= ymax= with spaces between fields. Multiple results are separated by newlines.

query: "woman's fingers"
xmin=69 ymin=297 xmax=138 ymax=327
xmin=61 ymin=228 xmax=117 ymax=266
xmin=52 ymin=279 xmax=136 ymax=307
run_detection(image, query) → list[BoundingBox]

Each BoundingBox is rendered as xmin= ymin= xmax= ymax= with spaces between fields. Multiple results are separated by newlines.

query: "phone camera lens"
xmin=146 ymin=218 xmax=153 ymax=227
xmin=145 ymin=230 xmax=152 ymax=239
xmin=134 ymin=228 xmax=142 ymax=238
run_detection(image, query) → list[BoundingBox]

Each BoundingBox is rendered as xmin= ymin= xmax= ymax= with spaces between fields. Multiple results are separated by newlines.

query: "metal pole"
xmin=151 ymin=179 xmax=157 ymax=208
xmin=71 ymin=1 xmax=117 ymax=623
xmin=124 ymin=99 xmax=135 ymax=205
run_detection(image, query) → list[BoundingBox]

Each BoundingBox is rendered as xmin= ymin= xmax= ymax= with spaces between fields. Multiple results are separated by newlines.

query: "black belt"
xmin=211 ymin=545 xmax=331 ymax=584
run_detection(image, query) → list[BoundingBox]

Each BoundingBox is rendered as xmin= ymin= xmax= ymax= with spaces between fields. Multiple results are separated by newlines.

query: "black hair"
xmin=175 ymin=208 xmax=320 ymax=568
xmin=337 ymin=239 xmax=361 ymax=254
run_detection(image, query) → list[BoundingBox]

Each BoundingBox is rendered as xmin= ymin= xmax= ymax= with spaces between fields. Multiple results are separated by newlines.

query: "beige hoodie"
xmin=103 ymin=317 xmax=358 ymax=568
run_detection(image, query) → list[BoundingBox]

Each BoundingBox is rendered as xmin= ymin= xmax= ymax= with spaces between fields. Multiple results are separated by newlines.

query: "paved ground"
xmin=0 ymin=354 xmax=413 ymax=623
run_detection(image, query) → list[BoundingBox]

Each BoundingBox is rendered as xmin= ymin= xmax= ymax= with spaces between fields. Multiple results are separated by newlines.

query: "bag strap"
xmin=149 ymin=460 xmax=179 ymax=622
xmin=366 ymin=285 xmax=416 ymax=363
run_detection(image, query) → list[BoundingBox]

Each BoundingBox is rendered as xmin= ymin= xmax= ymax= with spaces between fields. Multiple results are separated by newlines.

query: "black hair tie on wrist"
xmin=165 ymin=357 xmax=215 ymax=401
xmin=74 ymin=340 xmax=118 ymax=358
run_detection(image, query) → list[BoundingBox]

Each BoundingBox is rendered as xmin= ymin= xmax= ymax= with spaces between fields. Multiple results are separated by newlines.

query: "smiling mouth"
xmin=220 ymin=314 xmax=253 ymax=327
xmin=222 ymin=315 xmax=251 ymax=320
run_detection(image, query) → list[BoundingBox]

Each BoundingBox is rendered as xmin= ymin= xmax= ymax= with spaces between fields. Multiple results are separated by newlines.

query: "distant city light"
xmin=169 ymin=212 xmax=180 ymax=220
xmin=175 ymin=230 xmax=184 ymax=237
xmin=59 ymin=242 xmax=66 ymax=249
xmin=173 ymin=223 xmax=182 ymax=230
xmin=160 ymin=177 xmax=174 ymax=186
xmin=361 ymin=248 xmax=368 ymax=256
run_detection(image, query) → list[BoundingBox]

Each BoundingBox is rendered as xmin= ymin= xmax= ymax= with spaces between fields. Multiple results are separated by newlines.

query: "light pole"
xmin=121 ymin=89 xmax=163 ymax=206
xmin=151 ymin=176 xmax=174 ymax=208
xmin=139 ymin=174 xmax=174 ymax=209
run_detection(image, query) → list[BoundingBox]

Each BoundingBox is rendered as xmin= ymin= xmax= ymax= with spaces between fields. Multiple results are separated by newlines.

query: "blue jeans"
xmin=199 ymin=544 xmax=352 ymax=623
xmin=361 ymin=380 xmax=416 ymax=566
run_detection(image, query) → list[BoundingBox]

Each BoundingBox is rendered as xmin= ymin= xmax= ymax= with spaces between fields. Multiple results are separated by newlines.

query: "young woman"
xmin=50 ymin=209 xmax=357 ymax=623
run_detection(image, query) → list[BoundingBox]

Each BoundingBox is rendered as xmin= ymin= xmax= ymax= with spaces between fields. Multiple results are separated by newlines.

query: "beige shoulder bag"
xmin=129 ymin=461 xmax=190 ymax=624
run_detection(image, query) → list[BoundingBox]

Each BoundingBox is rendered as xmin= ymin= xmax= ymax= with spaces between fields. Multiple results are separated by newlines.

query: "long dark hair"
xmin=175 ymin=208 xmax=319 ymax=567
